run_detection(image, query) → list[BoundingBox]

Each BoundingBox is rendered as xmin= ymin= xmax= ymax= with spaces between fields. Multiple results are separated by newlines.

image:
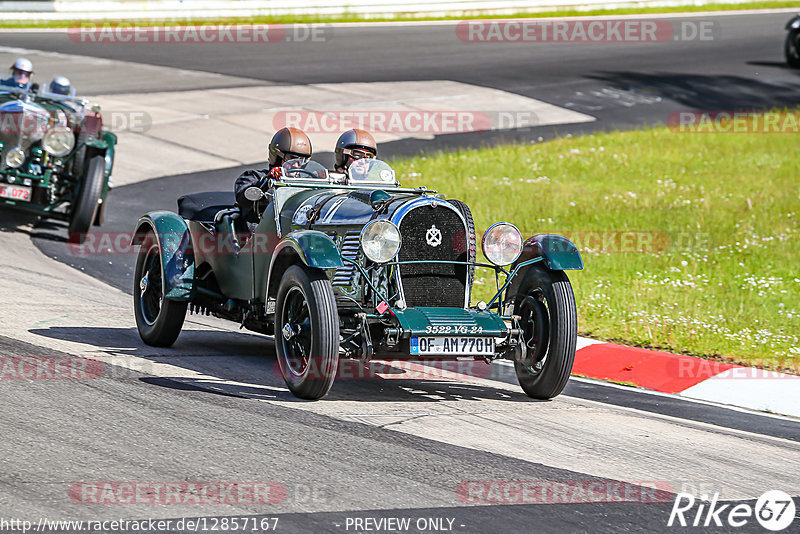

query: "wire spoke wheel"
xmin=510 ymin=264 xmax=577 ymax=399
xmin=281 ymin=287 xmax=313 ymax=377
xmin=139 ymin=244 xmax=163 ymax=326
xmin=275 ymin=265 xmax=339 ymax=400
xmin=519 ymin=290 xmax=550 ymax=375
xmin=133 ymin=231 xmax=187 ymax=347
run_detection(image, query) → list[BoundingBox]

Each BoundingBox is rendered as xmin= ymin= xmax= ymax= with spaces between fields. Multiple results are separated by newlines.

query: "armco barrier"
xmin=0 ymin=0 xmax=773 ymax=20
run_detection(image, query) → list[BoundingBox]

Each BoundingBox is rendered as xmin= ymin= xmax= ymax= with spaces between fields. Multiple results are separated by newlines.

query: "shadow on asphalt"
xmin=28 ymin=325 xmax=538 ymax=404
xmin=587 ymin=71 xmax=800 ymax=110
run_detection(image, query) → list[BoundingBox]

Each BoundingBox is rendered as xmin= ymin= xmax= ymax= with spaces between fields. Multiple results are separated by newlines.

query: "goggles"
xmin=342 ymin=148 xmax=375 ymax=161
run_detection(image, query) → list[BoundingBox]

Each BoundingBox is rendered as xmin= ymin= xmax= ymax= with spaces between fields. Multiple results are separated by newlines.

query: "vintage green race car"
xmin=132 ymin=158 xmax=583 ymax=400
xmin=0 ymin=85 xmax=116 ymax=242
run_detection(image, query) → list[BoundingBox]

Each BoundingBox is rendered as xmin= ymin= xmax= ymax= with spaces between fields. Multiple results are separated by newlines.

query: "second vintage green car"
xmin=0 ymin=84 xmax=116 ymax=242
xmin=131 ymin=158 xmax=583 ymax=400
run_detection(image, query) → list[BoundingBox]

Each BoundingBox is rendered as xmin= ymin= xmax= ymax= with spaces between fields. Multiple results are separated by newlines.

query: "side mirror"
xmin=30 ymin=83 xmax=39 ymax=94
xmin=244 ymin=186 xmax=265 ymax=202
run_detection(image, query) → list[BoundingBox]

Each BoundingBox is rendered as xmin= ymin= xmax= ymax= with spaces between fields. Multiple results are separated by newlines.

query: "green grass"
xmin=0 ymin=1 xmax=796 ymax=29
xmin=391 ymin=124 xmax=800 ymax=374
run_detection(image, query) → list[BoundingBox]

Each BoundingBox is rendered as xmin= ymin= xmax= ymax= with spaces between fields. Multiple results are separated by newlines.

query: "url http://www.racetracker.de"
xmin=0 ymin=517 xmax=280 ymax=533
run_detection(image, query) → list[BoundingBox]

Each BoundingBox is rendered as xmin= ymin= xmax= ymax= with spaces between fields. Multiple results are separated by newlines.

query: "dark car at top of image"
xmin=0 ymin=83 xmax=116 ymax=242
xmin=786 ymin=13 xmax=800 ymax=68
xmin=130 ymin=158 xmax=584 ymax=400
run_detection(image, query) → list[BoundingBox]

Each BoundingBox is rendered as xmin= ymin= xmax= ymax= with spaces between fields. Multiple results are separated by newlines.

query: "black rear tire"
xmin=68 ymin=155 xmax=104 ymax=243
xmin=786 ymin=30 xmax=800 ymax=68
xmin=133 ymin=231 xmax=187 ymax=347
xmin=510 ymin=264 xmax=577 ymax=399
xmin=275 ymin=264 xmax=340 ymax=400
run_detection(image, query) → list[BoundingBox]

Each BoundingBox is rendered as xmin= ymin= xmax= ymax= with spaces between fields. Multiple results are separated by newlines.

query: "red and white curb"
xmin=574 ymin=337 xmax=800 ymax=418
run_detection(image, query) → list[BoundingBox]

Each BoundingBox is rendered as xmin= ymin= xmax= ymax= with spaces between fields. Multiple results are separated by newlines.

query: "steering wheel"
xmin=285 ymin=168 xmax=322 ymax=179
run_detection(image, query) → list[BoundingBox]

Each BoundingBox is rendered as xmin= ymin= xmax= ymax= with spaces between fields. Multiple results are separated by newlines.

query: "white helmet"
xmin=11 ymin=57 xmax=33 ymax=74
xmin=49 ymin=76 xmax=71 ymax=95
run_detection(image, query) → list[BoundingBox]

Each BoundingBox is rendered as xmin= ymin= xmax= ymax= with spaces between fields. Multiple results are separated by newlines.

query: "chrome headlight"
xmin=42 ymin=126 xmax=75 ymax=157
xmin=360 ymin=219 xmax=402 ymax=264
xmin=4 ymin=147 xmax=25 ymax=168
xmin=482 ymin=222 xmax=523 ymax=266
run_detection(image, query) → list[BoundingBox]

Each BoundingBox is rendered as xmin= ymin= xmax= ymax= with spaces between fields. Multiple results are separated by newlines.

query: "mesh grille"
xmin=398 ymin=205 xmax=468 ymax=307
xmin=332 ymin=231 xmax=360 ymax=286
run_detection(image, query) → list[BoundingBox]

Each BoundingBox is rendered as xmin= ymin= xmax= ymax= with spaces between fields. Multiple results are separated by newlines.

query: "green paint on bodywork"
xmin=84 ymin=138 xmax=107 ymax=150
xmin=277 ymin=230 xmax=343 ymax=269
xmin=100 ymin=131 xmax=117 ymax=178
xmin=526 ymin=234 xmax=584 ymax=270
xmin=392 ymin=307 xmax=508 ymax=337
xmin=133 ymin=211 xmax=195 ymax=301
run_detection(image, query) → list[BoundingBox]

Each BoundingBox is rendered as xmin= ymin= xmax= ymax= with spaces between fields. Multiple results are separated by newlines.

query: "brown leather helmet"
xmin=334 ymin=129 xmax=377 ymax=170
xmin=268 ymin=127 xmax=312 ymax=167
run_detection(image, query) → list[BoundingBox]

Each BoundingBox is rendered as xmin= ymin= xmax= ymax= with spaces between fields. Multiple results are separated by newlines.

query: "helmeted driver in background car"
xmin=48 ymin=76 xmax=72 ymax=96
xmin=1 ymin=58 xmax=34 ymax=89
xmin=333 ymin=128 xmax=377 ymax=174
xmin=234 ymin=127 xmax=312 ymax=232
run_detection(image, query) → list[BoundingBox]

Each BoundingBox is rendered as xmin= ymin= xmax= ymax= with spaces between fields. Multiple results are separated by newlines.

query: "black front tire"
xmin=133 ymin=231 xmax=188 ymax=347
xmin=275 ymin=265 xmax=340 ymax=400
xmin=510 ymin=264 xmax=577 ymax=399
xmin=786 ymin=30 xmax=800 ymax=68
xmin=68 ymin=155 xmax=104 ymax=243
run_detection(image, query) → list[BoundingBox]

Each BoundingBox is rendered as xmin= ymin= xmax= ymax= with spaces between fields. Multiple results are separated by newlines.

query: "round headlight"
xmin=360 ymin=219 xmax=402 ymax=264
xmin=482 ymin=222 xmax=523 ymax=266
xmin=42 ymin=126 xmax=75 ymax=157
xmin=4 ymin=147 xmax=25 ymax=169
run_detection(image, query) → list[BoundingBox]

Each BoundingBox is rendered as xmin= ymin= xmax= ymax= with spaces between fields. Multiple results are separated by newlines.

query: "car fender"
xmin=100 ymin=131 xmax=117 ymax=178
xmin=515 ymin=234 xmax=584 ymax=271
xmin=82 ymin=134 xmax=116 ymax=184
xmin=786 ymin=15 xmax=800 ymax=31
xmin=265 ymin=230 xmax=343 ymax=300
xmin=131 ymin=211 xmax=195 ymax=300
xmin=502 ymin=234 xmax=582 ymax=311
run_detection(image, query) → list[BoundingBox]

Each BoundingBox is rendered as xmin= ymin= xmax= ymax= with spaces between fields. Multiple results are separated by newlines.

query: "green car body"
xmin=0 ymin=85 xmax=116 ymax=240
xmin=132 ymin=159 xmax=583 ymax=400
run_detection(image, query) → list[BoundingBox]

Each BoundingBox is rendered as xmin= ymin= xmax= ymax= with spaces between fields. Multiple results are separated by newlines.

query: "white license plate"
xmin=0 ymin=184 xmax=31 ymax=202
xmin=410 ymin=336 xmax=498 ymax=356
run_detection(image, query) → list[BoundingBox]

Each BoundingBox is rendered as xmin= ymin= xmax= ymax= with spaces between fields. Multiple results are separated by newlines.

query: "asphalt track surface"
xmin=2 ymin=11 xmax=800 ymax=534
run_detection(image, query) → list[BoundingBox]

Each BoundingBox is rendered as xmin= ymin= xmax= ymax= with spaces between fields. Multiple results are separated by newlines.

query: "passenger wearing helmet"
xmin=234 ymin=127 xmax=312 ymax=230
xmin=1 ymin=58 xmax=33 ymax=90
xmin=48 ymin=76 xmax=72 ymax=96
xmin=333 ymin=129 xmax=377 ymax=173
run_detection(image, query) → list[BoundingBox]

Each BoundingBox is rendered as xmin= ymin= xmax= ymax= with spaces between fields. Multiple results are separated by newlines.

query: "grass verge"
xmin=0 ymin=2 xmax=796 ymax=29
xmin=391 ymin=121 xmax=800 ymax=374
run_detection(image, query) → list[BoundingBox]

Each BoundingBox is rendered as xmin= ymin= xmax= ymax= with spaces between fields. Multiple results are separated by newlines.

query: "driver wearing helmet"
xmin=48 ymin=76 xmax=73 ymax=96
xmin=1 ymin=58 xmax=34 ymax=89
xmin=333 ymin=128 xmax=377 ymax=174
xmin=234 ymin=127 xmax=312 ymax=230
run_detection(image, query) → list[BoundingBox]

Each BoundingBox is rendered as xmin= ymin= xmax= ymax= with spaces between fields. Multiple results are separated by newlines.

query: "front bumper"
xmin=370 ymin=306 xmax=522 ymax=360
xmin=392 ymin=307 xmax=508 ymax=337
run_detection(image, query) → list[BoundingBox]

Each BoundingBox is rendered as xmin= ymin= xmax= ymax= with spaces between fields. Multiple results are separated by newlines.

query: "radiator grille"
xmin=397 ymin=205 xmax=468 ymax=307
xmin=332 ymin=231 xmax=360 ymax=286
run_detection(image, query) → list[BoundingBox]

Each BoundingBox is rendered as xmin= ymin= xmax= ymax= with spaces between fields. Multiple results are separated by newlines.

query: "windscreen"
xmin=346 ymin=158 xmax=398 ymax=186
xmin=281 ymin=158 xmax=329 ymax=181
